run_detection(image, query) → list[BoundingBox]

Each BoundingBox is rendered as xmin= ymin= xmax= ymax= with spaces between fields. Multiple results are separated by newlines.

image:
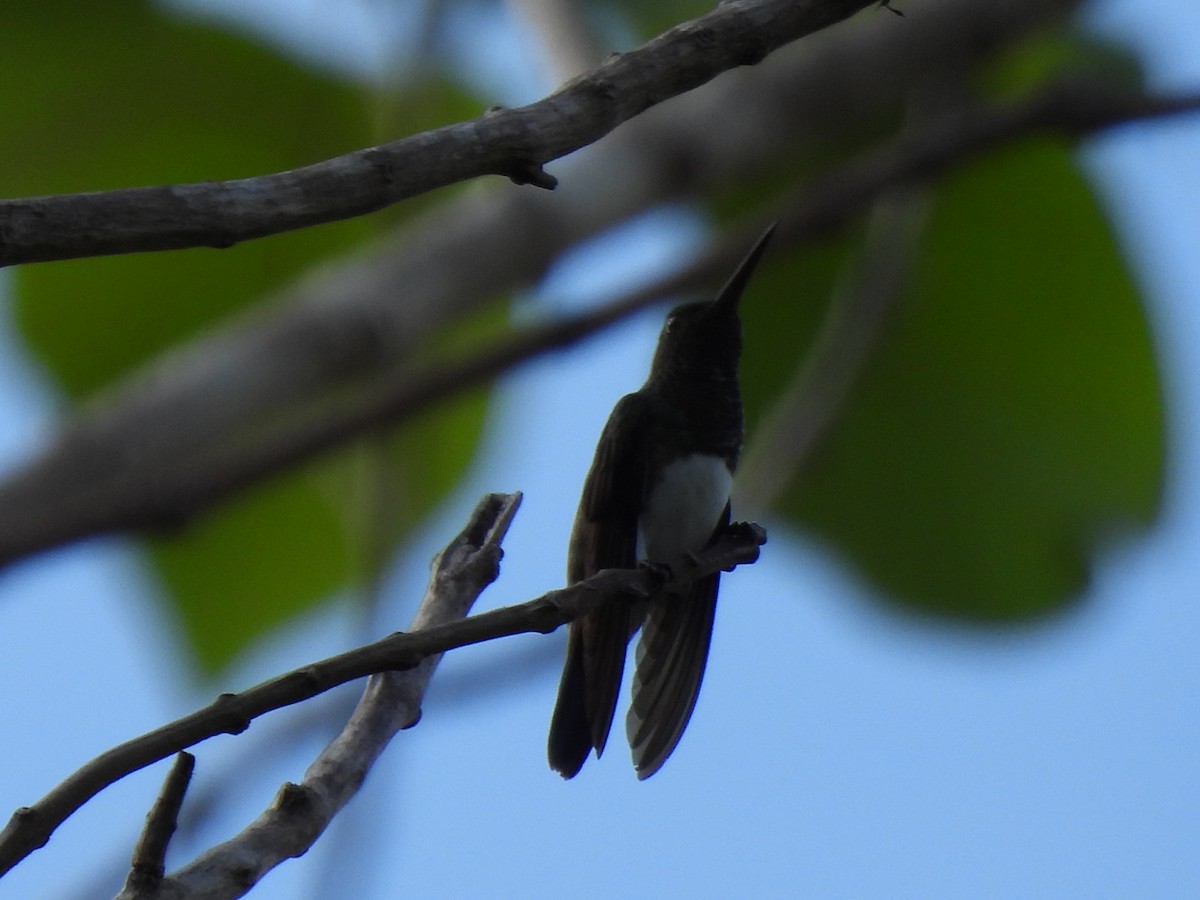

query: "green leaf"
xmin=983 ymin=30 xmax=1144 ymax=99
xmin=763 ymin=141 xmax=1164 ymax=620
xmin=3 ymin=0 xmax=491 ymax=671
xmin=5 ymin=0 xmax=376 ymax=393
xmin=145 ymin=381 xmax=489 ymax=674
xmin=147 ymin=469 xmax=353 ymax=673
xmin=740 ymin=234 xmax=862 ymax=428
xmin=305 ymin=298 xmax=507 ymax=588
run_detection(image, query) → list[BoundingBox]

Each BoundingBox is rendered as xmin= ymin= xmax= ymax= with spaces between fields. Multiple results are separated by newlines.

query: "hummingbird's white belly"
xmin=637 ymin=453 xmax=733 ymax=562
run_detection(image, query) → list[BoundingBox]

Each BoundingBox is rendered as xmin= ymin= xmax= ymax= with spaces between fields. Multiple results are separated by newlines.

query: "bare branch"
xmin=0 ymin=500 xmax=765 ymax=882
xmin=117 ymin=490 xmax=525 ymax=900
xmin=0 ymin=74 xmax=1194 ymax=572
xmin=121 ymin=753 xmax=196 ymax=896
xmin=0 ymin=0 xmax=875 ymax=267
xmin=0 ymin=0 xmax=1077 ymax=575
xmin=0 ymin=4 xmax=1074 ymax=561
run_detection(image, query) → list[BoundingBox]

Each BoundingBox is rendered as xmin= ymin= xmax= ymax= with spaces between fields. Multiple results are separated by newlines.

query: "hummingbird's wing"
xmin=626 ymin=502 xmax=729 ymax=780
xmin=548 ymin=393 xmax=651 ymax=779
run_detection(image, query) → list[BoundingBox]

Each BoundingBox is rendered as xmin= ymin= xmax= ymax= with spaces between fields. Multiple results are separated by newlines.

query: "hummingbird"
xmin=548 ymin=226 xmax=775 ymax=780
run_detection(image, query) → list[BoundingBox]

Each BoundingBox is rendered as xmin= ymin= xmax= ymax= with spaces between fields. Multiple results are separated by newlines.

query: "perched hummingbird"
xmin=548 ymin=227 xmax=775 ymax=780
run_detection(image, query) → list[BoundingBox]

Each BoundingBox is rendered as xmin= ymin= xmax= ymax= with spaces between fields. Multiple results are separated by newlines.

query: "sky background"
xmin=1 ymin=1 xmax=1199 ymax=898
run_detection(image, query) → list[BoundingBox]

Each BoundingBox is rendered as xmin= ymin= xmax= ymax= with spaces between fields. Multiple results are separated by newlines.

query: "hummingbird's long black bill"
xmin=711 ymin=223 xmax=777 ymax=314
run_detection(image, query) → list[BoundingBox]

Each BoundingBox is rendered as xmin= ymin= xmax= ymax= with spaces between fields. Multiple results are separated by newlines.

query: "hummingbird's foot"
xmin=726 ymin=521 xmax=768 ymax=544
xmin=720 ymin=522 xmax=769 ymax=570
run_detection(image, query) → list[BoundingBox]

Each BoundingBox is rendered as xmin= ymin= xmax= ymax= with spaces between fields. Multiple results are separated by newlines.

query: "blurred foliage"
xmin=983 ymin=30 xmax=1145 ymax=97
xmin=600 ymin=0 xmax=711 ymax=41
xmin=3 ymin=0 xmax=489 ymax=672
xmin=0 ymin=0 xmax=1169 ymax=665
xmin=312 ymin=301 xmax=510 ymax=584
xmin=148 ymin=383 xmax=490 ymax=671
xmin=744 ymin=139 xmax=1163 ymax=620
xmin=738 ymin=30 xmax=1163 ymax=619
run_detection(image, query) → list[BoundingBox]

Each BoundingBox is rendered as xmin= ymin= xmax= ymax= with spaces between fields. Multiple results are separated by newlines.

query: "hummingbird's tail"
xmin=625 ymin=569 xmax=720 ymax=780
xmin=548 ymin=603 xmax=632 ymax=778
xmin=547 ymin=628 xmax=593 ymax=779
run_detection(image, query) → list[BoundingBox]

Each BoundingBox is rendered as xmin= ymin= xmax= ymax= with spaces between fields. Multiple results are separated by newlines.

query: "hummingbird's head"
xmin=650 ymin=296 xmax=741 ymax=379
xmin=647 ymin=225 xmax=775 ymax=386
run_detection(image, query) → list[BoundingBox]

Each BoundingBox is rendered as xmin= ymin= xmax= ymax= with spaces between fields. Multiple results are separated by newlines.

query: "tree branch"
xmin=0 ymin=0 xmax=875 ymax=267
xmin=0 ymin=74 xmax=1194 ymax=572
xmin=0 ymin=498 xmax=765 ymax=882
xmin=0 ymin=0 xmax=1075 ymax=575
xmin=0 ymin=3 xmax=1071 ymax=546
xmin=117 ymin=490 xmax=525 ymax=899
xmin=121 ymin=753 xmax=196 ymax=895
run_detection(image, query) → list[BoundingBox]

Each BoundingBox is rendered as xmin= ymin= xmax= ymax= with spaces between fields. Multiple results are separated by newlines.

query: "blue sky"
xmin=1 ymin=1 xmax=1199 ymax=898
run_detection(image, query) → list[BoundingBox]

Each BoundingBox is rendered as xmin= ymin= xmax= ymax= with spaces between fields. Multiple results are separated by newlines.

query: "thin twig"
xmin=121 ymin=753 xmax=196 ymax=895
